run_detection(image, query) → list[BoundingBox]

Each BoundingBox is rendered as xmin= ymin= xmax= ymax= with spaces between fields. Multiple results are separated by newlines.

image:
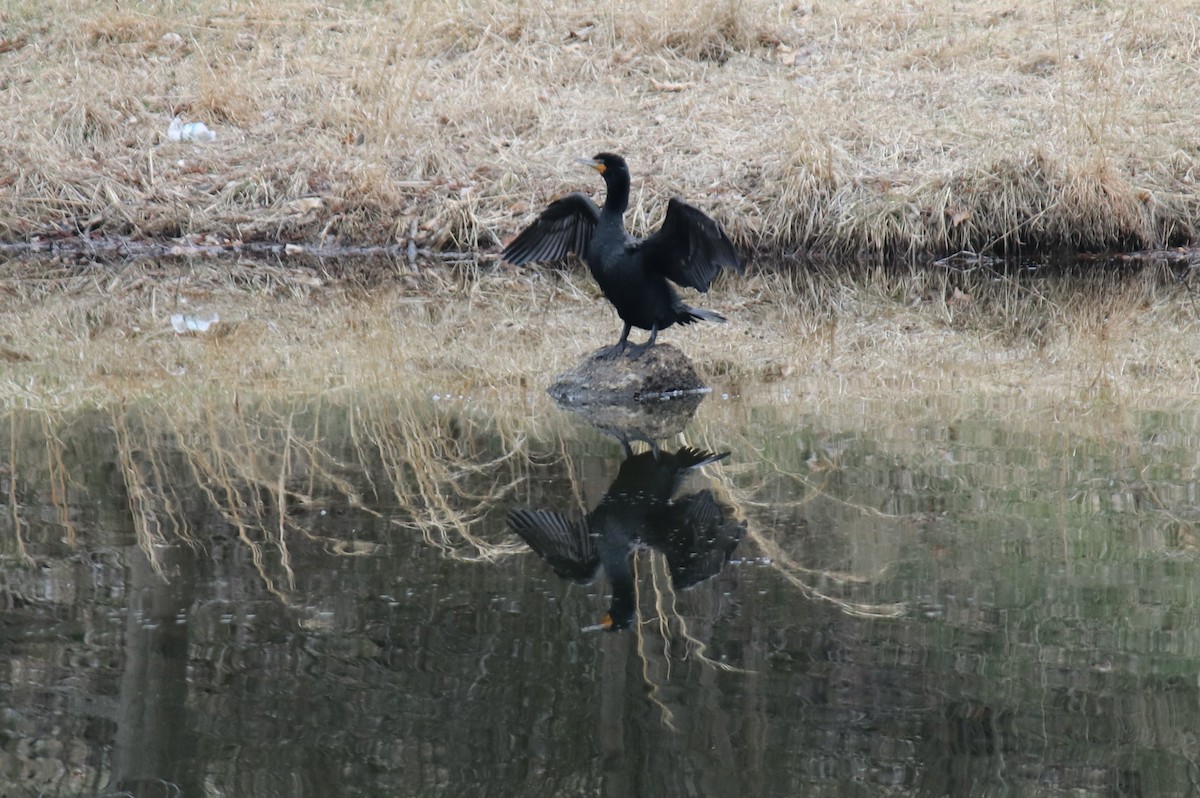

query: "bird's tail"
xmin=674 ymin=447 xmax=731 ymax=470
xmin=680 ymin=306 xmax=727 ymax=325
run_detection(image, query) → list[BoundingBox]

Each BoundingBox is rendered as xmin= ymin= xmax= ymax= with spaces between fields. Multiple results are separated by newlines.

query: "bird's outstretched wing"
xmin=638 ymin=197 xmax=743 ymax=292
xmin=507 ymin=508 xmax=599 ymax=583
xmin=656 ymin=490 xmax=745 ymax=590
xmin=501 ymin=192 xmax=600 ymax=265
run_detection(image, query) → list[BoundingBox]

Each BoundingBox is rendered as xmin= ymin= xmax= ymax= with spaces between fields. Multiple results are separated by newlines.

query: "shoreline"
xmin=3 ymin=232 xmax=1198 ymax=274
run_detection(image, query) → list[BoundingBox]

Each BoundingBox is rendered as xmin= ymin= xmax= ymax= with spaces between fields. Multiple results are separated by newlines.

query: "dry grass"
xmin=2 ymin=1 xmax=1199 ymax=257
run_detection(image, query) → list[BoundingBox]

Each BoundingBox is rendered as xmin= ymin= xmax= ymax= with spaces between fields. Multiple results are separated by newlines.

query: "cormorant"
xmin=507 ymin=444 xmax=744 ymax=631
xmin=501 ymin=153 xmax=744 ymax=358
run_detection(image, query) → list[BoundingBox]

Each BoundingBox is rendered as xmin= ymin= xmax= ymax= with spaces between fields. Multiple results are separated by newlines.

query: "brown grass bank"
xmin=2 ymin=1 xmax=1200 ymax=261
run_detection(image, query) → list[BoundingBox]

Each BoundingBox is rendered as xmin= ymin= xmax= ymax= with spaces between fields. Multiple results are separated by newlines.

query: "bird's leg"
xmin=626 ymin=325 xmax=658 ymax=359
xmin=597 ymin=323 xmax=632 ymax=360
xmin=618 ymin=436 xmax=634 ymax=459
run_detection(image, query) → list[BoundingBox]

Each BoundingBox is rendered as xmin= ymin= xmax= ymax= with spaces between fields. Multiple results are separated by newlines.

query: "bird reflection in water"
xmin=507 ymin=442 xmax=744 ymax=631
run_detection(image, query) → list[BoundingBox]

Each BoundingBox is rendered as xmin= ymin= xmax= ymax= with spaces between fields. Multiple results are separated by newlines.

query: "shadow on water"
xmin=3 ymin=381 xmax=1200 ymax=795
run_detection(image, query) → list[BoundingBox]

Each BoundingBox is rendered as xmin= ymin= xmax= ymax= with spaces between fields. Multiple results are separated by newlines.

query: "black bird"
xmin=501 ymin=153 xmax=744 ymax=358
xmin=507 ymin=444 xmax=744 ymax=631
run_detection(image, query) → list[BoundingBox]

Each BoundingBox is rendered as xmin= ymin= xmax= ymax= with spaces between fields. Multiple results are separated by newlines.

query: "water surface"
xmin=2 ymin=387 xmax=1199 ymax=796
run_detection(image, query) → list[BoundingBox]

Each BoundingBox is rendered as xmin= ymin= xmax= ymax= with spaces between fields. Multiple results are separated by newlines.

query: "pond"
xmin=2 ymin=381 xmax=1199 ymax=797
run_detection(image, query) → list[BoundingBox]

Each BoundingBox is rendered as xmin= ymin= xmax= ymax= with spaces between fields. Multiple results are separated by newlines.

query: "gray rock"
xmin=548 ymin=344 xmax=707 ymax=406
xmin=548 ymin=345 xmax=710 ymax=443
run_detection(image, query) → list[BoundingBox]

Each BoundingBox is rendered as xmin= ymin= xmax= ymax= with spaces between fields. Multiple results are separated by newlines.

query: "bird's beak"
xmin=576 ymin=157 xmax=605 ymax=174
xmin=580 ymin=612 xmax=615 ymax=633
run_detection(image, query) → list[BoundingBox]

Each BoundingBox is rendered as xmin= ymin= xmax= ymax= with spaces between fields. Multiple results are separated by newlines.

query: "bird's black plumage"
xmin=502 ymin=153 xmax=743 ymax=358
xmin=507 ymin=444 xmax=744 ymax=631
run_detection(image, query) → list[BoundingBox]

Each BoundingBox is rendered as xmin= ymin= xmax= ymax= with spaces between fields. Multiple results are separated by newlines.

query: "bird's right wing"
xmin=507 ymin=508 xmax=600 ymax=583
xmin=501 ymin=192 xmax=600 ymax=265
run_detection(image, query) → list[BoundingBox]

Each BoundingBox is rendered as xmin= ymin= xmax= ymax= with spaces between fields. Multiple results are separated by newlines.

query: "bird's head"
xmin=591 ymin=610 xmax=631 ymax=632
xmin=602 ymin=611 xmax=621 ymax=631
xmin=579 ymin=152 xmax=628 ymax=181
xmin=601 ymin=582 xmax=636 ymax=631
xmin=580 ymin=590 xmax=636 ymax=633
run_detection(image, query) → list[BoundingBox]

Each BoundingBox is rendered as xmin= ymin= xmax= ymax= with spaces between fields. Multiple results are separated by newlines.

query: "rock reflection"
xmin=507 ymin=439 xmax=744 ymax=631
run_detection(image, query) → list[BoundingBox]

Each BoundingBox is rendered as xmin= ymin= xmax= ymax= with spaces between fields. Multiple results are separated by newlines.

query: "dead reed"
xmin=0 ymin=392 xmax=541 ymax=596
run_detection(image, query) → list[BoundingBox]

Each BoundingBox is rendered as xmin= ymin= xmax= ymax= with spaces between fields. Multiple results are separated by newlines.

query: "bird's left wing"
xmin=501 ymin=192 xmax=600 ymax=265
xmin=656 ymin=490 xmax=745 ymax=590
xmin=638 ymin=197 xmax=743 ymax=292
xmin=638 ymin=196 xmax=739 ymax=292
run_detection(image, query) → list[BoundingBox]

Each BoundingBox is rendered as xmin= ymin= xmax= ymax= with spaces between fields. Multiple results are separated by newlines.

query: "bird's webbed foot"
xmin=596 ymin=324 xmax=632 ymax=360
xmin=596 ymin=341 xmax=628 ymax=360
xmin=625 ymin=341 xmax=655 ymax=359
xmin=625 ymin=326 xmax=658 ymax=359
